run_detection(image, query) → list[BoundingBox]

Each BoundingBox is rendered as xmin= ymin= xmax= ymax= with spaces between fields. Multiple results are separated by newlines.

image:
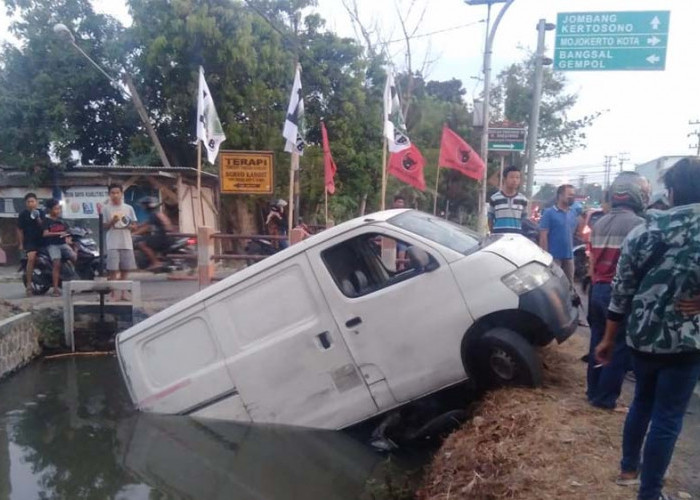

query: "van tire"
xmin=474 ymin=327 xmax=542 ymax=388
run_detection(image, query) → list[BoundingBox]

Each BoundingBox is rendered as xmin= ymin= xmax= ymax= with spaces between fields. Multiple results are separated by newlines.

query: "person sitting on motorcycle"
xmin=41 ymin=199 xmax=77 ymax=297
xmin=17 ymin=193 xmax=44 ymax=296
xmin=265 ymin=199 xmax=288 ymax=250
xmin=134 ymin=197 xmax=173 ymax=270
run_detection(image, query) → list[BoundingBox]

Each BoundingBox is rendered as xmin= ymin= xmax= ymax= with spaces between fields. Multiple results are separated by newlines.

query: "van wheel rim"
xmin=490 ymin=349 xmax=516 ymax=380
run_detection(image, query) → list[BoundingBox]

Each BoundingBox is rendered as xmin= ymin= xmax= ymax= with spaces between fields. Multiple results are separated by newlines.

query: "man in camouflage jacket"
xmin=596 ymin=157 xmax=700 ymax=500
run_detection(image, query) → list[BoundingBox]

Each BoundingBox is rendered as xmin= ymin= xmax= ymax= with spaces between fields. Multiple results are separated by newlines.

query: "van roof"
xmin=118 ymin=209 xmax=411 ymax=342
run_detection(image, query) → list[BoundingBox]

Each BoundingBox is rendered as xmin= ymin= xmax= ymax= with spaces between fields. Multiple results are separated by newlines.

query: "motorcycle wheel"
xmin=23 ymin=272 xmax=51 ymax=296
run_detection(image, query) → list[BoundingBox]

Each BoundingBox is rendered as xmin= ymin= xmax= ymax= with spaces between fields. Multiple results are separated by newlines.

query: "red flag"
xmin=438 ymin=124 xmax=484 ymax=180
xmin=388 ymin=143 xmax=426 ymax=191
xmin=321 ymin=121 xmax=336 ymax=194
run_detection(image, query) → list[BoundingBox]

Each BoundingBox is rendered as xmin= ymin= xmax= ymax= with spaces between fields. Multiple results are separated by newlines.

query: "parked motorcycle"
xmin=573 ymin=244 xmax=590 ymax=290
xmin=68 ymin=226 xmax=103 ymax=279
xmin=243 ymin=238 xmax=278 ymax=267
xmin=18 ymin=250 xmax=79 ymax=295
xmin=133 ymin=234 xmax=196 ymax=272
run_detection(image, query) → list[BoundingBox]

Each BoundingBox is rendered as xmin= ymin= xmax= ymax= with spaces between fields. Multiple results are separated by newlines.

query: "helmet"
xmin=275 ymin=199 xmax=288 ymax=208
xmin=139 ymin=196 xmax=160 ymax=210
xmin=609 ymin=172 xmax=649 ymax=213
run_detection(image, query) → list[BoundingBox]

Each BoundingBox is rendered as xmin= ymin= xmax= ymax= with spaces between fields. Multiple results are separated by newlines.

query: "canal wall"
xmin=0 ymin=312 xmax=40 ymax=379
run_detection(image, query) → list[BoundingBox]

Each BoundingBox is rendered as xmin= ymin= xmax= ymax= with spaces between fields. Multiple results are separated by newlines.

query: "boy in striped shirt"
xmin=488 ymin=166 xmax=529 ymax=234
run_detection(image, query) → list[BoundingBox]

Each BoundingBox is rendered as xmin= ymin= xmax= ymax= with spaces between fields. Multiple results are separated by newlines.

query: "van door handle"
xmin=345 ymin=317 xmax=362 ymax=328
xmin=317 ymin=331 xmax=332 ymax=350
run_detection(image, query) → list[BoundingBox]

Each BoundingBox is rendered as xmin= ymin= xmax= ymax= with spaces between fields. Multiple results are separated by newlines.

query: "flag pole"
xmin=433 ymin=165 xmax=441 ymax=215
xmin=381 ymin=139 xmax=388 ymax=210
xmin=288 ymin=153 xmax=297 ymax=235
xmin=324 ymin=187 xmax=329 ymax=228
xmin=197 ymin=140 xmax=204 ymax=227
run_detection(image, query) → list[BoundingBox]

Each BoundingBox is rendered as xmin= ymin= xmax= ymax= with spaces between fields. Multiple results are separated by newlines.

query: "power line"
xmin=385 ymin=19 xmax=486 ymax=44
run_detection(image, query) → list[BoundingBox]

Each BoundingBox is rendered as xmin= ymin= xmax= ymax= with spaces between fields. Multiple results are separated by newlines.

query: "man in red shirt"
xmin=586 ymin=172 xmax=649 ymax=409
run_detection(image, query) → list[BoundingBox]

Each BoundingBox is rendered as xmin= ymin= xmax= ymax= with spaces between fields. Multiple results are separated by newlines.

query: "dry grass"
xmin=417 ymin=334 xmax=667 ymax=500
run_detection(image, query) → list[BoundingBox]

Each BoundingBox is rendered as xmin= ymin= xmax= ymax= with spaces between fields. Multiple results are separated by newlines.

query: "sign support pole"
xmin=477 ymin=0 xmax=516 ymax=235
xmin=433 ymin=166 xmax=441 ymax=215
xmin=525 ymin=19 xmax=548 ymax=199
xmin=499 ymin=155 xmax=505 ymax=190
xmin=381 ymin=139 xmax=388 ymax=210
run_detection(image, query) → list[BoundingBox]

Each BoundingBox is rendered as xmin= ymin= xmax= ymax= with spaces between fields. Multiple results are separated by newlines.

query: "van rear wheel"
xmin=474 ymin=327 xmax=542 ymax=388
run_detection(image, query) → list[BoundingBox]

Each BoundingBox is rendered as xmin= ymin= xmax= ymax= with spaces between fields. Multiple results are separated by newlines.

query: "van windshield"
xmin=388 ymin=211 xmax=481 ymax=255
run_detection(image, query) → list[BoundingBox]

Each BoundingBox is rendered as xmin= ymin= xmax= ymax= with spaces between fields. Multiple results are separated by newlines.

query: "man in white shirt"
xmin=101 ymin=184 xmax=137 ymax=300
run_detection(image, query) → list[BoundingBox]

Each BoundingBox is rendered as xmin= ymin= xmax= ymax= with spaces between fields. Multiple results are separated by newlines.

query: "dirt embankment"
xmin=417 ymin=334 xmax=688 ymax=500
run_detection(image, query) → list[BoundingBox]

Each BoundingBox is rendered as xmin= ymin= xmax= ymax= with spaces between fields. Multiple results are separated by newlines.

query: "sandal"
xmin=615 ymin=474 xmax=640 ymax=486
xmin=51 ymin=289 xmax=61 ymax=297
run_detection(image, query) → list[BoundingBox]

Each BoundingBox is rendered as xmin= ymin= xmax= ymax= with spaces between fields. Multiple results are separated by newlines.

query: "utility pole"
xmin=465 ymin=0 xmax=516 ymax=235
xmin=617 ymin=152 xmax=629 ymax=173
xmin=525 ymin=19 xmax=555 ymax=199
xmin=603 ymin=155 xmax=614 ymax=189
xmin=688 ymin=119 xmax=700 ymax=155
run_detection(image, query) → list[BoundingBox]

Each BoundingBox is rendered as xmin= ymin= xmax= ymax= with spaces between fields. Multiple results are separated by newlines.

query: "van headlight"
xmin=501 ymin=262 xmax=552 ymax=295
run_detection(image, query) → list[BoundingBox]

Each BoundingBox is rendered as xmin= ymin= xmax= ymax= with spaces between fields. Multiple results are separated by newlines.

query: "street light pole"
xmin=467 ymin=0 xmax=516 ymax=235
xmin=525 ymin=19 xmax=555 ymax=198
xmin=53 ymin=23 xmax=172 ymax=168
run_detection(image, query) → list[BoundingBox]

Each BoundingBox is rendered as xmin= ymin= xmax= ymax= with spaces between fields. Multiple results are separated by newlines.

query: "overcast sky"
xmin=1 ymin=0 xmax=696 ymax=187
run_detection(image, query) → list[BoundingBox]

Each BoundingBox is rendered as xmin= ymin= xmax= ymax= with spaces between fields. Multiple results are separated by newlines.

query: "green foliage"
xmin=0 ymin=0 xmax=138 ymax=168
xmin=491 ymin=52 xmax=602 ymax=160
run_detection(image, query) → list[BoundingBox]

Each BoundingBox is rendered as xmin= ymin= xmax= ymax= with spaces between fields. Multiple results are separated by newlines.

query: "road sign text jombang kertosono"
xmin=220 ymin=151 xmax=274 ymax=195
xmin=554 ymin=11 xmax=670 ymax=72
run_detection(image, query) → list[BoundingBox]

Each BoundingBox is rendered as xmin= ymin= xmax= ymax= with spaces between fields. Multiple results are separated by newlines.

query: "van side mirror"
xmin=407 ymin=247 xmax=439 ymax=273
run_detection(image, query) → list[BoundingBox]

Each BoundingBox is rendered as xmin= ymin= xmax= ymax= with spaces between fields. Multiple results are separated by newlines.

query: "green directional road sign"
xmin=488 ymin=127 xmax=526 ymax=152
xmin=554 ymin=11 xmax=670 ymax=71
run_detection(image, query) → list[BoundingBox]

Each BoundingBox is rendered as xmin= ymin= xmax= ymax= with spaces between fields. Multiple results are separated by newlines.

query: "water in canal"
xmin=0 ymin=356 xmax=420 ymax=500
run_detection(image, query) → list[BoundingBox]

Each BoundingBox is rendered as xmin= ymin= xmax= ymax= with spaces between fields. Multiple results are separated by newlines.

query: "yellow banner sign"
xmin=219 ymin=151 xmax=274 ymax=194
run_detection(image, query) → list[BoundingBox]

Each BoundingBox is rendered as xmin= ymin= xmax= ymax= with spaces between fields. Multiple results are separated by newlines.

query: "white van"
xmin=116 ymin=209 xmax=578 ymax=430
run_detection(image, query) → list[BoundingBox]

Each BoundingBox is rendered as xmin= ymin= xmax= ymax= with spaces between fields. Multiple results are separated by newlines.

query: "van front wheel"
xmin=474 ymin=328 xmax=542 ymax=388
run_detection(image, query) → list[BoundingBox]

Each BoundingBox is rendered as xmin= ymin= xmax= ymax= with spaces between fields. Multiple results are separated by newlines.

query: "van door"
xmin=205 ymin=254 xmax=378 ymax=429
xmin=306 ymin=227 xmax=472 ymax=405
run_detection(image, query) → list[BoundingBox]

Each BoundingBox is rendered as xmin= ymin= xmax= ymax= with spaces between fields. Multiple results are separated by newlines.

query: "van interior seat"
xmin=351 ymin=270 xmax=369 ymax=295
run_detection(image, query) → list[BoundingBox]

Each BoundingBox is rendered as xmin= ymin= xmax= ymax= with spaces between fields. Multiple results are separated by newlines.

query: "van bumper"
xmin=519 ymin=268 xmax=579 ymax=344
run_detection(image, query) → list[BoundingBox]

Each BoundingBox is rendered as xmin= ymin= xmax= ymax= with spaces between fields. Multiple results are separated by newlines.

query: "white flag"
xmin=383 ymin=69 xmax=411 ymax=153
xmin=197 ymin=67 xmax=226 ymax=164
xmin=283 ymin=64 xmax=305 ymax=156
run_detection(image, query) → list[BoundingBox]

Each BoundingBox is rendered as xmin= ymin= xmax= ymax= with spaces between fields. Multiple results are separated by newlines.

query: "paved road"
xmin=0 ymin=273 xmax=202 ymax=313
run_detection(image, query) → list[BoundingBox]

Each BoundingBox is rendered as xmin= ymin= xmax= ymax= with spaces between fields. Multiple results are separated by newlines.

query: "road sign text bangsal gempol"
xmin=554 ymin=11 xmax=670 ymax=71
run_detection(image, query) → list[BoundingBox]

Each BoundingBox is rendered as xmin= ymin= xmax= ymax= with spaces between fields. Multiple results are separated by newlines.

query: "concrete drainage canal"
xmin=0 ymin=353 xmax=476 ymax=500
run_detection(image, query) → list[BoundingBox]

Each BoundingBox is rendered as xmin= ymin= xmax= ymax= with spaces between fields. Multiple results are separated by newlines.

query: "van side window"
xmin=322 ymin=233 xmax=433 ymax=298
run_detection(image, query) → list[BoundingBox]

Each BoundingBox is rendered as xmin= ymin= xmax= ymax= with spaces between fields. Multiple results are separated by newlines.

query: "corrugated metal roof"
xmin=71 ymin=165 xmax=219 ymax=178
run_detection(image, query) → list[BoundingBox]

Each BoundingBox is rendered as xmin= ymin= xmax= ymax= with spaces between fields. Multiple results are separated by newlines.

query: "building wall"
xmin=0 ymin=313 xmax=41 ymax=380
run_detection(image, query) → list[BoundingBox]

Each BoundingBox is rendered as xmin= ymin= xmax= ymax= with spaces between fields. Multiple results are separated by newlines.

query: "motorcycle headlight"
xmin=502 ymin=262 xmax=552 ymax=295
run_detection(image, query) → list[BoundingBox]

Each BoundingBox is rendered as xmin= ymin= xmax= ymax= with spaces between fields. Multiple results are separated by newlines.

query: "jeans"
xmin=620 ymin=354 xmax=700 ymax=500
xmin=587 ymin=283 xmax=630 ymax=408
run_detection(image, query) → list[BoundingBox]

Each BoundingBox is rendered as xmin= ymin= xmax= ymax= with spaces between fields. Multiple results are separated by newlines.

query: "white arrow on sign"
xmin=650 ymin=16 xmax=661 ymax=30
xmin=647 ymin=36 xmax=661 ymax=46
xmin=646 ymin=54 xmax=661 ymax=64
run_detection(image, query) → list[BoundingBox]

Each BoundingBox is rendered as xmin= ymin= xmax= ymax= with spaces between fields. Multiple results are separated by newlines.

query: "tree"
xmin=491 ymin=53 xmax=602 ymax=160
xmin=0 ymin=0 xmax=139 ymax=170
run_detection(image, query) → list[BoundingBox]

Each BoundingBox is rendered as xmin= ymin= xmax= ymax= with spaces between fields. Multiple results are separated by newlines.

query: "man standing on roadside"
xmin=539 ymin=184 xmax=578 ymax=282
xmin=488 ymin=166 xmax=529 ymax=234
xmin=596 ymin=157 xmax=700 ymax=500
xmin=101 ymin=184 xmax=137 ymax=300
xmin=17 ymin=193 xmax=43 ymax=296
xmin=586 ymin=172 xmax=648 ymax=410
